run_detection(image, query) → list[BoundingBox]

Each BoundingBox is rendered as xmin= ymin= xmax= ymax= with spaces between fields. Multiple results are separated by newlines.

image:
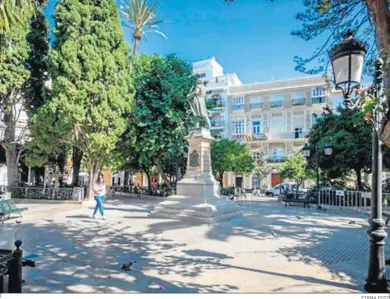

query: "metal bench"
xmin=0 ymin=200 xmax=28 ymax=224
xmin=282 ymin=192 xmax=311 ymax=208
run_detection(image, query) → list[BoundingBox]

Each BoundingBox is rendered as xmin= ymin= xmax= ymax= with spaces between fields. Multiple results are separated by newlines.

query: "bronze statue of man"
xmin=187 ymin=79 xmax=211 ymax=129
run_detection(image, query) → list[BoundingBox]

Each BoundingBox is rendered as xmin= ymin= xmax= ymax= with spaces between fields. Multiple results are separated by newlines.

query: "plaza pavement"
xmin=0 ymin=194 xmax=385 ymax=293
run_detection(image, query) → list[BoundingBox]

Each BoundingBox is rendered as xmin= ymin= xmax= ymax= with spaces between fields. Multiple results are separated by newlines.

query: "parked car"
xmin=266 ymin=183 xmax=308 ymax=197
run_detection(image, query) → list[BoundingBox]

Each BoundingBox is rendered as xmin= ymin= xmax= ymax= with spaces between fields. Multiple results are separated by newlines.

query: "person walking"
xmin=92 ymin=174 xmax=106 ymax=219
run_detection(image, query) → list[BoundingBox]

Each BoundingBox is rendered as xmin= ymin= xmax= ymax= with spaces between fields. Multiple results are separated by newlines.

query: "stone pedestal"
xmin=152 ymin=128 xmax=242 ymax=223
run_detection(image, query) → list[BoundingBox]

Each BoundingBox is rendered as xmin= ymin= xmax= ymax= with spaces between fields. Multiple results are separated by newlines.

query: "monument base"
xmin=151 ymin=128 xmax=242 ymax=224
xmin=152 ymin=196 xmax=242 ymax=224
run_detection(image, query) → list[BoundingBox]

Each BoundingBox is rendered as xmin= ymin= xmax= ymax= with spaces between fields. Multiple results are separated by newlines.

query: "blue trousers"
xmin=93 ymin=196 xmax=105 ymax=216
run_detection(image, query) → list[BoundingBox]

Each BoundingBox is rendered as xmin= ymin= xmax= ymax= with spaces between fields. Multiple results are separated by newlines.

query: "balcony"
xmin=267 ymin=131 xmax=309 ymax=140
xmin=270 ymin=100 xmax=283 ymax=108
xmin=232 ymin=134 xmax=246 ymax=141
xmin=252 ymin=133 xmax=268 ymax=140
xmin=233 ymin=104 xmax=245 ymax=111
xmin=267 ymin=155 xmax=287 ymax=163
xmin=291 ymin=98 xmax=306 ymax=106
xmin=210 ymin=119 xmax=225 ymax=128
xmin=312 ymin=97 xmax=326 ymax=104
xmin=250 ymin=102 xmax=263 ymax=110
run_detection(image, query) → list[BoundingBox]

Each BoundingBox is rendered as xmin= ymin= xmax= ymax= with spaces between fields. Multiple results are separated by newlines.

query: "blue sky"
xmin=44 ymin=0 xmax=329 ymax=84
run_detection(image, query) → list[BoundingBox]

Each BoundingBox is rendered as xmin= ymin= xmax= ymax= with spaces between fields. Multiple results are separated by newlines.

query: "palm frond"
xmin=119 ymin=0 xmax=166 ymax=52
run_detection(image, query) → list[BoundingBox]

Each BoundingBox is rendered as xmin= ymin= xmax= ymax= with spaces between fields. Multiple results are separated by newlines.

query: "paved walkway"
xmin=0 ymin=196 xmax=385 ymax=293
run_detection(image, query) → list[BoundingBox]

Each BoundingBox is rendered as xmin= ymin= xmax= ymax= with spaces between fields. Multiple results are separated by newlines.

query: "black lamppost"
xmin=329 ymin=31 xmax=388 ymax=293
xmin=302 ymin=143 xmax=333 ymax=199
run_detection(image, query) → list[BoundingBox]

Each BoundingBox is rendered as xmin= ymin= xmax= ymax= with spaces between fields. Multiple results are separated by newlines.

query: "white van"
xmin=266 ymin=183 xmax=307 ymax=197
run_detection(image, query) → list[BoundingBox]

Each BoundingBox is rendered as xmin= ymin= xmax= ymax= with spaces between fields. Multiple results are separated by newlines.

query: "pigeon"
xmin=270 ymin=230 xmax=278 ymax=237
xmin=349 ymin=221 xmax=356 ymax=225
xmin=296 ymin=216 xmax=301 ymax=220
xmin=16 ymin=220 xmax=22 ymax=224
xmin=121 ymin=262 xmax=134 ymax=271
xmin=22 ymin=259 xmax=36 ymax=267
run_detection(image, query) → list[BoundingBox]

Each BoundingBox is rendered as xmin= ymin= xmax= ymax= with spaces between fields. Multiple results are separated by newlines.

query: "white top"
xmin=93 ymin=183 xmax=106 ymax=196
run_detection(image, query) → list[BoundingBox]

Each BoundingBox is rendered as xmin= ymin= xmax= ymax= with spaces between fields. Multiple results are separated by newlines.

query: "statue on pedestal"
xmin=187 ymin=79 xmax=211 ymax=129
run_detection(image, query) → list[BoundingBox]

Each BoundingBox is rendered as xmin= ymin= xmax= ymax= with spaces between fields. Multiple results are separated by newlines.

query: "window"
xmin=252 ymin=121 xmax=261 ymax=135
xmin=233 ymin=96 xmax=245 ymax=111
xmin=271 ymin=113 xmax=284 ymax=133
xmin=249 ymin=96 xmax=264 ymax=109
xmin=312 ymin=87 xmax=326 ymax=97
xmin=311 ymin=112 xmax=323 ymax=127
xmin=269 ymin=147 xmax=285 ymax=162
xmin=291 ymin=91 xmax=306 ymax=106
xmin=232 ymin=120 xmax=245 ymax=135
xmin=312 ymin=87 xmax=327 ymax=104
xmin=271 ymin=94 xmax=284 ymax=108
xmin=293 ymin=111 xmax=304 ymax=129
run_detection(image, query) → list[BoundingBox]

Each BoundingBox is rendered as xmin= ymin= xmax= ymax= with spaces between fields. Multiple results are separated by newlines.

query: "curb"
xmin=12 ymin=198 xmax=83 ymax=205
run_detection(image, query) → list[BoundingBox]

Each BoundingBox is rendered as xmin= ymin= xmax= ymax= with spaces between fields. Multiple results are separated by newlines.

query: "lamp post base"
xmin=364 ymin=280 xmax=389 ymax=293
xmin=365 ymin=217 xmax=388 ymax=293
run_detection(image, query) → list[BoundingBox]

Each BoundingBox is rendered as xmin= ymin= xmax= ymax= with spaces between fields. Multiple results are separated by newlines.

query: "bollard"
xmin=8 ymin=240 xmax=22 ymax=293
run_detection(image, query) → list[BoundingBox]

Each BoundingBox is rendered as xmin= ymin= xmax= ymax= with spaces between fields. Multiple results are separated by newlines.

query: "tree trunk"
xmin=156 ymin=162 xmax=171 ymax=187
xmin=356 ymin=169 xmax=363 ymax=190
xmin=5 ymin=149 xmax=18 ymax=187
xmin=145 ymin=170 xmax=152 ymax=195
xmin=72 ymin=147 xmax=83 ymax=187
xmin=133 ymin=38 xmax=140 ymax=57
xmin=366 ymin=0 xmax=390 ymax=86
xmin=3 ymin=110 xmax=18 ymax=187
xmin=218 ymin=172 xmax=224 ymax=188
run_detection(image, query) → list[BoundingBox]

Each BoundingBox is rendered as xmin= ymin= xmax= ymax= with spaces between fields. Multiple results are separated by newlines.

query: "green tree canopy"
xmin=0 ymin=21 xmax=31 ymax=186
xmin=126 ymin=54 xmax=197 ymax=190
xmin=211 ymin=139 xmax=255 ymax=187
xmin=280 ymin=152 xmax=314 ymax=195
xmin=307 ymin=106 xmax=390 ymax=189
xmin=29 ymin=0 xmax=134 ymax=198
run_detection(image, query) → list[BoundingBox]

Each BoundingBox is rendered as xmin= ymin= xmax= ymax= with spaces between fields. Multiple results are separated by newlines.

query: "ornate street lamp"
xmin=329 ymin=30 xmax=367 ymax=104
xmin=329 ymin=32 xmax=388 ymax=293
xmin=302 ymin=143 xmax=311 ymax=158
xmin=302 ymin=143 xmax=333 ymax=194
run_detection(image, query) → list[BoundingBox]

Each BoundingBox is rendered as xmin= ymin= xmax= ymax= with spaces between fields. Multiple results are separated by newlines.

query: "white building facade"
xmin=192 ymin=58 xmax=331 ymax=190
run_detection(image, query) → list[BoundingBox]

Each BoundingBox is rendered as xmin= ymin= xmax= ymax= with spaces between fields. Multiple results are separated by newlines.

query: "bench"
xmin=0 ymin=200 xmax=28 ymax=224
xmin=282 ymin=192 xmax=311 ymax=208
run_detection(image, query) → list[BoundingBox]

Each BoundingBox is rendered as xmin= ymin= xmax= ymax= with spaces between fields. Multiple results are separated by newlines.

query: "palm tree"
xmin=119 ymin=0 xmax=166 ymax=57
xmin=0 ymin=0 xmax=35 ymax=35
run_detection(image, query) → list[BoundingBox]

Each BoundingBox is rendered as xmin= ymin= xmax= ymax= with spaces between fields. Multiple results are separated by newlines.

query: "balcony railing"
xmin=252 ymin=133 xmax=267 ymax=140
xmin=250 ymin=102 xmax=263 ymax=110
xmin=271 ymin=100 xmax=283 ymax=108
xmin=210 ymin=120 xmax=225 ymax=128
xmin=312 ymin=97 xmax=326 ymax=104
xmin=232 ymin=134 xmax=246 ymax=141
xmin=292 ymin=98 xmax=306 ymax=106
xmin=233 ymin=104 xmax=245 ymax=111
xmin=267 ymin=131 xmax=309 ymax=140
xmin=267 ymin=155 xmax=287 ymax=163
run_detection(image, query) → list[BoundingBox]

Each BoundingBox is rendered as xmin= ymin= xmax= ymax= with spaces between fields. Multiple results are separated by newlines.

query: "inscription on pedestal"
xmin=189 ymin=150 xmax=200 ymax=167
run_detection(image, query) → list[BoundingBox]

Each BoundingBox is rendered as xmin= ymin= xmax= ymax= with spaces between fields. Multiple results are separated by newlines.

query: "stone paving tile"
xmin=1 ymin=196 xmax=386 ymax=293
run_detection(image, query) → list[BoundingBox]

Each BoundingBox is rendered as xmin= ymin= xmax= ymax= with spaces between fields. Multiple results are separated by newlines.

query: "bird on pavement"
xmin=16 ymin=220 xmax=22 ymax=224
xmin=270 ymin=230 xmax=278 ymax=237
xmin=296 ymin=216 xmax=301 ymax=220
xmin=121 ymin=261 xmax=136 ymax=271
xmin=348 ymin=221 xmax=356 ymax=225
